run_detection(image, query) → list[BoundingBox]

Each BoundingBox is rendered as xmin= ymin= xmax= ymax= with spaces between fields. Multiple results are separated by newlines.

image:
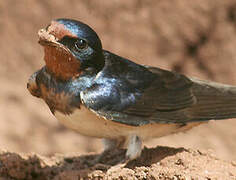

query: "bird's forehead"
xmin=46 ymin=20 xmax=78 ymax=40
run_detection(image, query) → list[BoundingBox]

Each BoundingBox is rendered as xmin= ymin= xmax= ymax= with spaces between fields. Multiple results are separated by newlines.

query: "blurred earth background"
xmin=1 ymin=0 xmax=236 ymax=163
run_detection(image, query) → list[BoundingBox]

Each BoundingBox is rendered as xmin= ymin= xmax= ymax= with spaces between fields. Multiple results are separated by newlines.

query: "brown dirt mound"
xmin=0 ymin=146 xmax=235 ymax=180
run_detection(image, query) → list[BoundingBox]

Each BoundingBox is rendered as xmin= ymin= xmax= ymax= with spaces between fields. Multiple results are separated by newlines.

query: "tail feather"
xmin=186 ymin=78 xmax=236 ymax=121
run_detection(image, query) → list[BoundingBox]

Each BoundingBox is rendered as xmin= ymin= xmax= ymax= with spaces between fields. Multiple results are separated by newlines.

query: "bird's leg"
xmin=102 ymin=138 xmax=121 ymax=151
xmin=93 ymin=138 xmax=125 ymax=164
xmin=93 ymin=136 xmax=142 ymax=164
xmin=125 ymin=135 xmax=142 ymax=160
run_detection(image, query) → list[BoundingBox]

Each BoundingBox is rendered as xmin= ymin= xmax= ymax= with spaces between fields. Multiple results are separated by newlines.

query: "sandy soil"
xmin=0 ymin=146 xmax=236 ymax=180
xmin=1 ymin=0 xmax=236 ymax=179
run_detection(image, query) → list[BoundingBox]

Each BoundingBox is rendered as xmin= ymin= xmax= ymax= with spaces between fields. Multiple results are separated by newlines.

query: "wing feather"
xmin=81 ymin=52 xmax=196 ymax=126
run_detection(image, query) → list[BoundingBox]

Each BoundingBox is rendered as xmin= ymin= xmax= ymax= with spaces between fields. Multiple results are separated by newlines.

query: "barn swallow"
xmin=27 ymin=18 xmax=236 ymax=161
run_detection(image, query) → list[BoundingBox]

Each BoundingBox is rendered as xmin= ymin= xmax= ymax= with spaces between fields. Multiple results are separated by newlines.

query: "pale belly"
xmin=55 ymin=106 xmax=204 ymax=140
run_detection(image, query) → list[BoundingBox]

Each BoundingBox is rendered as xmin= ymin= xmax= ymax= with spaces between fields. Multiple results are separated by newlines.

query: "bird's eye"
xmin=75 ymin=39 xmax=87 ymax=50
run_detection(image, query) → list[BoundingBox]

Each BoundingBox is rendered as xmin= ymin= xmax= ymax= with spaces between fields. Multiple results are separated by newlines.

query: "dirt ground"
xmin=1 ymin=0 xmax=236 ymax=179
xmin=0 ymin=146 xmax=236 ymax=180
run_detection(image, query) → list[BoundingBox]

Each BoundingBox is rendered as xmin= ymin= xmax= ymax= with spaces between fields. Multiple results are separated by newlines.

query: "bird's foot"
xmin=90 ymin=138 xmax=126 ymax=165
xmin=91 ymin=136 xmax=142 ymax=165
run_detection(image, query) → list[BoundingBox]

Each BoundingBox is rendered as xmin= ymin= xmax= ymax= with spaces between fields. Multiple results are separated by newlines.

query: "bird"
xmin=27 ymin=18 xmax=236 ymax=161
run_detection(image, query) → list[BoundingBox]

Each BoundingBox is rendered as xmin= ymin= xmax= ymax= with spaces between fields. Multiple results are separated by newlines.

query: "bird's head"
xmin=38 ymin=18 xmax=104 ymax=80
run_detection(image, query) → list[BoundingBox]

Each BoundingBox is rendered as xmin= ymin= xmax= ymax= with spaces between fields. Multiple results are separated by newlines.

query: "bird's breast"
xmin=54 ymin=105 xmax=204 ymax=139
xmin=54 ymin=105 xmax=133 ymax=138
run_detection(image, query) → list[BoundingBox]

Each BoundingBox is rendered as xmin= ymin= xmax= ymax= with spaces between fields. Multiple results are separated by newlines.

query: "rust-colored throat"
xmin=38 ymin=25 xmax=81 ymax=80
